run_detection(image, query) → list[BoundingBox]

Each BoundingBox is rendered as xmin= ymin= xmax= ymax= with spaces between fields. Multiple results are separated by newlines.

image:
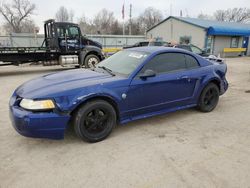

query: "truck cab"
xmin=44 ymin=19 xmax=104 ymax=67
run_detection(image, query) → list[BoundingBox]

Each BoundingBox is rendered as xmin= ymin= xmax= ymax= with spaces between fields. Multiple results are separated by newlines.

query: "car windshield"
xmin=97 ymin=50 xmax=149 ymax=76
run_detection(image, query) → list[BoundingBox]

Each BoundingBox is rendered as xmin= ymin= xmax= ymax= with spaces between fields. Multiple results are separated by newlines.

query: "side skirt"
xmin=119 ymin=103 xmax=197 ymax=125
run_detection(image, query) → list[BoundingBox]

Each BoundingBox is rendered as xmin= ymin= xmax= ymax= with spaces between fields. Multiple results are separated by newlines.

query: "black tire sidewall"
xmin=74 ymin=100 xmax=116 ymax=142
xmin=84 ymin=54 xmax=100 ymax=68
xmin=198 ymin=83 xmax=219 ymax=112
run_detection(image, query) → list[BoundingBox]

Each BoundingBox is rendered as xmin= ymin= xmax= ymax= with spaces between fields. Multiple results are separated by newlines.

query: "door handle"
xmin=178 ymin=75 xmax=191 ymax=82
xmin=181 ymin=76 xmax=189 ymax=79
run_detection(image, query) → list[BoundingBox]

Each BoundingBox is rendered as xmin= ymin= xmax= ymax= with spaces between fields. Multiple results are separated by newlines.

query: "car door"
xmin=127 ymin=52 xmax=199 ymax=117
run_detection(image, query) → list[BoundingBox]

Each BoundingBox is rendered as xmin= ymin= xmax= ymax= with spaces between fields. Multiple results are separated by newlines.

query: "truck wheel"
xmin=84 ymin=54 xmax=100 ymax=68
xmin=74 ymin=100 xmax=116 ymax=142
xmin=197 ymin=83 xmax=219 ymax=112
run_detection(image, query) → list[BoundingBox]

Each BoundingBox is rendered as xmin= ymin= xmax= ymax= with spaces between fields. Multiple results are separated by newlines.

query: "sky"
xmin=1 ymin=0 xmax=250 ymax=33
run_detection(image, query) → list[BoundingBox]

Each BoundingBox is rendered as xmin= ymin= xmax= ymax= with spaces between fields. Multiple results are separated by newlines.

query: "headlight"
xmin=20 ymin=99 xmax=55 ymax=110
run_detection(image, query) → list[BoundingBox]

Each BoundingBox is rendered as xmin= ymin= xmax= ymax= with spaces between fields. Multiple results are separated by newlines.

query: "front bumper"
xmin=220 ymin=77 xmax=229 ymax=95
xmin=9 ymin=95 xmax=70 ymax=140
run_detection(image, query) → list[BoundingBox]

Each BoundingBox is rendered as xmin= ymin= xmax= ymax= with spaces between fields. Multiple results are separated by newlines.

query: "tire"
xmin=84 ymin=54 xmax=100 ymax=68
xmin=74 ymin=100 xmax=116 ymax=142
xmin=197 ymin=83 xmax=220 ymax=112
xmin=78 ymin=51 xmax=85 ymax=67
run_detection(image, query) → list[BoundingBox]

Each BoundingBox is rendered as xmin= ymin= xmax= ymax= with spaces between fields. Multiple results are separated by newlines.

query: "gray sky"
xmin=2 ymin=0 xmax=250 ymax=33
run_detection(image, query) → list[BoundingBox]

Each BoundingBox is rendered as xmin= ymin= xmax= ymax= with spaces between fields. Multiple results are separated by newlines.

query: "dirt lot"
xmin=0 ymin=57 xmax=250 ymax=188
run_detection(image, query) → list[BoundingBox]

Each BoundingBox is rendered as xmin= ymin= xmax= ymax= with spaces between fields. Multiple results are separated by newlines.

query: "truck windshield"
xmin=98 ymin=50 xmax=149 ymax=76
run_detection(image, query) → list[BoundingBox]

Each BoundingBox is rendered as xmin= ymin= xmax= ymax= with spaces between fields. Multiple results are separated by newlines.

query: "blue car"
xmin=9 ymin=47 xmax=228 ymax=142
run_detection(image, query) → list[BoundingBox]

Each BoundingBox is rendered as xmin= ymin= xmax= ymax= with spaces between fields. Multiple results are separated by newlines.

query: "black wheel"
xmin=197 ymin=83 xmax=220 ymax=112
xmin=84 ymin=54 xmax=100 ymax=68
xmin=74 ymin=100 xmax=116 ymax=142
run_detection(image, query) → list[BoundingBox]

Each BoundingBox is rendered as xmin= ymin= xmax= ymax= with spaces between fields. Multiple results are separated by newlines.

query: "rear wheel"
xmin=84 ymin=54 xmax=100 ymax=68
xmin=74 ymin=100 xmax=116 ymax=142
xmin=197 ymin=83 xmax=219 ymax=112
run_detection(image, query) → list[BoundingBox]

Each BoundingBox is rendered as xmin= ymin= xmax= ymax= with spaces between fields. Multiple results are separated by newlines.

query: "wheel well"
xmin=70 ymin=96 xmax=120 ymax=122
xmin=210 ymin=79 xmax=221 ymax=91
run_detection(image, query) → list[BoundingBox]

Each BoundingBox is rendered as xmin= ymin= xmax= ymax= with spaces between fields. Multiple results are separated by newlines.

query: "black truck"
xmin=0 ymin=19 xmax=104 ymax=68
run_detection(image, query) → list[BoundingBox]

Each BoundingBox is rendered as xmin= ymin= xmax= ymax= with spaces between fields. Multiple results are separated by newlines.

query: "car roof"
xmin=125 ymin=46 xmax=191 ymax=54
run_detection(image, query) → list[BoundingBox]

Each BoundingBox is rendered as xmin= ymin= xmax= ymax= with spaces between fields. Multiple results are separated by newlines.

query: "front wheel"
xmin=84 ymin=54 xmax=100 ymax=68
xmin=74 ymin=100 xmax=116 ymax=142
xmin=197 ymin=83 xmax=220 ymax=112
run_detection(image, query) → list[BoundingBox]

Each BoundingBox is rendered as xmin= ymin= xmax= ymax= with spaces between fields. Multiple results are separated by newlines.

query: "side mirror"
xmin=139 ymin=69 xmax=156 ymax=79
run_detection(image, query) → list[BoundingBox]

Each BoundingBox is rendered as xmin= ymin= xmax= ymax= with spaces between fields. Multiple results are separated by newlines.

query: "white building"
xmin=147 ymin=16 xmax=250 ymax=56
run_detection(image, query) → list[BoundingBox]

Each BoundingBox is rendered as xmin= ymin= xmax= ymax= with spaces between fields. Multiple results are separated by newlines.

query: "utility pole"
xmin=170 ymin=4 xmax=173 ymax=16
xmin=122 ymin=1 xmax=125 ymax=35
xmin=129 ymin=4 xmax=132 ymax=35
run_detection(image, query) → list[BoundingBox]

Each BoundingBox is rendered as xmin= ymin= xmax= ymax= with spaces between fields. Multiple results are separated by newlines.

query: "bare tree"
xmin=55 ymin=6 xmax=69 ymax=22
xmin=110 ymin=20 xmax=122 ymax=35
xmin=69 ymin=9 xmax=74 ymax=22
xmin=0 ymin=0 xmax=36 ymax=33
xmin=214 ymin=10 xmax=230 ymax=21
xmin=124 ymin=18 xmax=143 ymax=35
xmin=197 ymin=13 xmax=213 ymax=20
xmin=93 ymin=9 xmax=115 ymax=34
xmin=138 ymin=7 xmax=163 ymax=32
xmin=78 ymin=15 xmax=95 ymax=34
xmin=214 ymin=8 xmax=250 ymax=23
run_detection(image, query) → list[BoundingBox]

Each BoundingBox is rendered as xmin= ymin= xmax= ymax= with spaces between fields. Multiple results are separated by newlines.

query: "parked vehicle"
xmin=9 ymin=47 xmax=228 ymax=142
xmin=0 ymin=19 xmax=104 ymax=68
xmin=123 ymin=40 xmax=169 ymax=49
xmin=173 ymin=44 xmax=209 ymax=57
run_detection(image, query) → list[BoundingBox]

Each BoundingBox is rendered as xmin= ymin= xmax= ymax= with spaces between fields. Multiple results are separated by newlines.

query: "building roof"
xmin=147 ymin=16 xmax=250 ymax=36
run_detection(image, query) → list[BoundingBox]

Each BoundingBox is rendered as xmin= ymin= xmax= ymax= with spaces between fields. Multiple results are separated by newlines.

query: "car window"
xmin=190 ymin=45 xmax=202 ymax=54
xmin=140 ymin=42 xmax=149 ymax=46
xmin=176 ymin=45 xmax=192 ymax=52
xmin=57 ymin=27 xmax=67 ymax=38
xmin=68 ymin=26 xmax=80 ymax=38
xmin=141 ymin=53 xmax=186 ymax=74
xmin=185 ymin=55 xmax=200 ymax=69
xmin=154 ymin=42 xmax=163 ymax=46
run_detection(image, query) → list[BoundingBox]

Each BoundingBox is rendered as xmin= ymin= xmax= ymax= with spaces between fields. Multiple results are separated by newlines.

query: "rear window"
xmin=176 ymin=45 xmax=192 ymax=52
xmin=185 ymin=55 xmax=200 ymax=68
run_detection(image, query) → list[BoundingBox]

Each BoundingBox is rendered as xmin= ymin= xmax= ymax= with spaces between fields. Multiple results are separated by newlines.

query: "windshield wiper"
xmin=98 ymin=66 xmax=116 ymax=76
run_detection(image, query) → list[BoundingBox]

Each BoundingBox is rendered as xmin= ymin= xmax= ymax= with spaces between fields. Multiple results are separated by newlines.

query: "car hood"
xmin=15 ymin=69 xmax=120 ymax=99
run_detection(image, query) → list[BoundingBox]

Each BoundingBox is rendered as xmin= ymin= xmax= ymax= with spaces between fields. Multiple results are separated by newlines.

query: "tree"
xmin=78 ymin=15 xmax=95 ymax=34
xmin=124 ymin=18 xmax=143 ymax=35
xmin=69 ymin=9 xmax=74 ymax=22
xmin=0 ymin=0 xmax=36 ymax=33
xmin=197 ymin=13 xmax=213 ymax=20
xmin=93 ymin=9 xmax=116 ymax=34
xmin=110 ymin=20 xmax=122 ymax=35
xmin=214 ymin=8 xmax=250 ymax=23
xmin=138 ymin=7 xmax=163 ymax=32
xmin=214 ymin=10 xmax=229 ymax=21
xmin=55 ymin=6 xmax=74 ymax=22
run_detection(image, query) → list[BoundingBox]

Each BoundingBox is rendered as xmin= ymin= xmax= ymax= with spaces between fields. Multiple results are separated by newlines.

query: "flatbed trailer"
xmin=0 ymin=19 xmax=104 ymax=68
xmin=0 ymin=47 xmax=60 ymax=66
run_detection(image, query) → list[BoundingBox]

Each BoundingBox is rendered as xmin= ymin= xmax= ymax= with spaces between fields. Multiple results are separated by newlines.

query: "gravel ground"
xmin=0 ymin=57 xmax=250 ymax=188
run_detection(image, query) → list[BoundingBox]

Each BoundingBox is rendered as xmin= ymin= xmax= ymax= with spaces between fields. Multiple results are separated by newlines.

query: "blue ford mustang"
xmin=9 ymin=47 xmax=228 ymax=142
